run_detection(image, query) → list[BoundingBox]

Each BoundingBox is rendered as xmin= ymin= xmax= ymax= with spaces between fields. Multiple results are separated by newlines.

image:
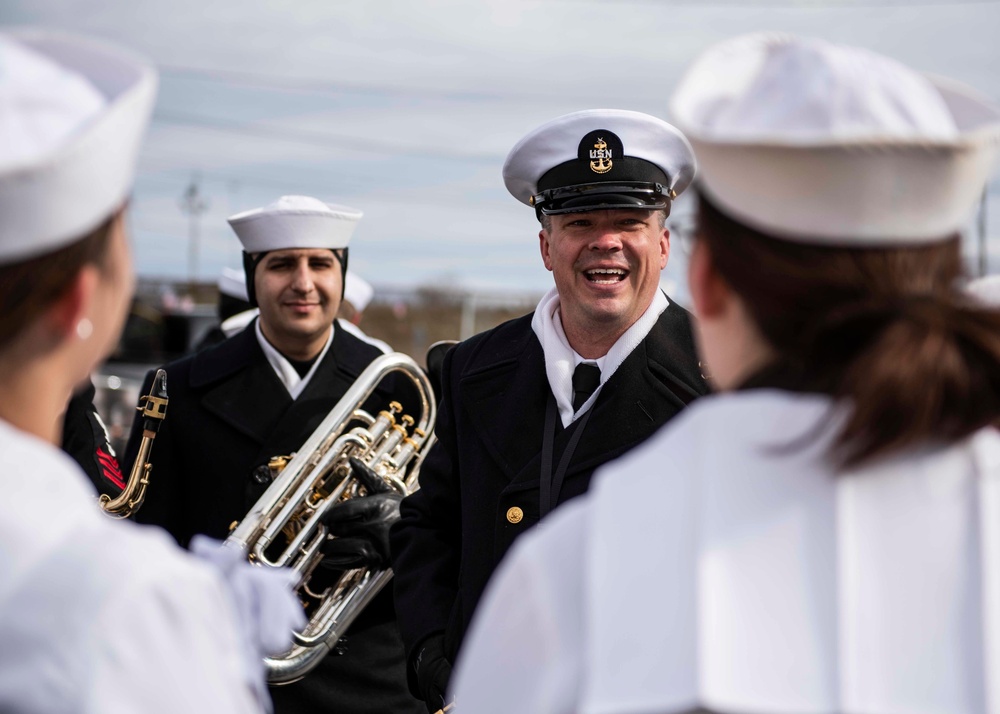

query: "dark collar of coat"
xmin=189 ymin=318 xmax=375 ymax=388
xmin=187 ymin=319 xmax=380 ymax=444
xmin=457 ymin=303 xmax=706 ymax=492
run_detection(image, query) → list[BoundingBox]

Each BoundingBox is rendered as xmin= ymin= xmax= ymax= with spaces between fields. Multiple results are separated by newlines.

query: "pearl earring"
xmin=76 ymin=318 xmax=93 ymax=340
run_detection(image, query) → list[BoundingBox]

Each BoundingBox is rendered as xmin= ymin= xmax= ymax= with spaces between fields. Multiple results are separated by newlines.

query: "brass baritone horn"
xmin=225 ymin=352 xmax=437 ymax=684
xmin=99 ymin=368 xmax=168 ymax=519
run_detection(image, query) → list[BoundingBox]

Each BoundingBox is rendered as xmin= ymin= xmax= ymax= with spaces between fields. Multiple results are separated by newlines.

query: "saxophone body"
xmin=98 ymin=368 xmax=168 ymax=519
xmin=225 ymin=352 xmax=437 ymax=684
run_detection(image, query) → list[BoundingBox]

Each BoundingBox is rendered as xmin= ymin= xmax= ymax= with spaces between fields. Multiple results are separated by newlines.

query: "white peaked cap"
xmin=343 ymin=271 xmax=374 ymax=311
xmin=228 ymin=195 xmax=363 ymax=253
xmin=503 ymin=109 xmax=696 ymax=208
xmin=0 ymin=29 xmax=157 ymax=263
xmin=217 ymin=266 xmax=249 ymax=301
xmin=670 ymin=33 xmax=1000 ymax=244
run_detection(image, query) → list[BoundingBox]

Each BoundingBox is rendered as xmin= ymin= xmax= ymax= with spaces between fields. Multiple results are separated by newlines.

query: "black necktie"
xmin=572 ymin=363 xmax=601 ymax=411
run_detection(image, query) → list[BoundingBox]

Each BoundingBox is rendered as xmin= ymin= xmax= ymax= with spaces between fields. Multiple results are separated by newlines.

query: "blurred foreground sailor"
xmin=391 ymin=109 xmax=708 ymax=711
xmin=453 ymin=34 xmax=1000 ymax=714
xmin=126 ymin=195 xmax=422 ymax=713
xmin=0 ymin=29 xmax=302 ymax=713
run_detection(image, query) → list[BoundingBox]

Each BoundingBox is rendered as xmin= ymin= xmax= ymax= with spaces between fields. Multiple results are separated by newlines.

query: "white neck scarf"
xmin=255 ymin=319 xmax=335 ymax=400
xmin=530 ymin=287 xmax=669 ymax=427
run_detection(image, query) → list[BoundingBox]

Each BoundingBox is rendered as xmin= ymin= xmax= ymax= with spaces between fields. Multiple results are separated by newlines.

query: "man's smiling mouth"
xmin=584 ymin=268 xmax=628 ymax=284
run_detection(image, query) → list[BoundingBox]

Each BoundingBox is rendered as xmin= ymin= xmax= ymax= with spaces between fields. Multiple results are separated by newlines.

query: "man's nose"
xmin=291 ymin=262 xmax=315 ymax=291
xmin=589 ymin=227 xmax=624 ymax=251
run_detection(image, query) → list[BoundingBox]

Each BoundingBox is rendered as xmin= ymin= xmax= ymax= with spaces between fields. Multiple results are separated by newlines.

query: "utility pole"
xmin=179 ymin=175 xmax=209 ymax=286
xmin=978 ymin=187 xmax=988 ymax=277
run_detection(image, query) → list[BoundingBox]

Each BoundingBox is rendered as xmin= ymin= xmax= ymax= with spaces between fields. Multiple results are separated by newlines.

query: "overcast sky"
xmin=4 ymin=0 xmax=999 ymax=302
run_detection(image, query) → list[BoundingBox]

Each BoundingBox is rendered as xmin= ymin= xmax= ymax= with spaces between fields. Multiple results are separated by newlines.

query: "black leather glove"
xmin=321 ymin=457 xmax=401 ymax=570
xmin=321 ymin=491 xmax=401 ymax=569
xmin=414 ymin=633 xmax=452 ymax=713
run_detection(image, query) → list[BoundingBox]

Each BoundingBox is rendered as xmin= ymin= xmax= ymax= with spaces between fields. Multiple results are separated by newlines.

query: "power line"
xmin=135 ymin=172 xmax=512 ymax=213
xmin=160 ymin=64 xmax=503 ymax=102
xmin=151 ymin=110 xmax=502 ymax=162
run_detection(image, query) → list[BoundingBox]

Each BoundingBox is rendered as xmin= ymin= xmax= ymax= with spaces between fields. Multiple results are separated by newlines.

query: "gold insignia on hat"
xmin=589 ymin=137 xmax=613 ymax=174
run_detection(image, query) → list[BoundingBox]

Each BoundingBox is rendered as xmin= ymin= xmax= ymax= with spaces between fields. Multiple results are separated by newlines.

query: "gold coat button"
xmin=506 ymin=506 xmax=524 ymax=524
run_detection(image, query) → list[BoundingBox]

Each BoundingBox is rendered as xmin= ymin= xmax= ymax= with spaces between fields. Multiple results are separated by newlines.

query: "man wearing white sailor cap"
xmin=125 ymin=195 xmax=424 ymax=713
xmin=453 ymin=34 xmax=1000 ymax=714
xmin=0 ymin=28 xmax=305 ymax=713
xmin=391 ymin=109 xmax=709 ymax=712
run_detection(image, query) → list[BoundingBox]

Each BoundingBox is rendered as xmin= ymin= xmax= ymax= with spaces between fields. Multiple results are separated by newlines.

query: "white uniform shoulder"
xmin=587 ymin=391 xmax=1000 ymax=714
xmin=0 ymin=421 xmax=261 ymax=714
xmin=337 ymin=318 xmax=393 ymax=354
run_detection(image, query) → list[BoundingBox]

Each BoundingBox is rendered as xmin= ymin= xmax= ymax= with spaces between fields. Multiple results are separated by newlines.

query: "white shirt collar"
xmin=531 ymin=287 xmax=669 ymax=427
xmin=255 ymin=319 xmax=335 ymax=400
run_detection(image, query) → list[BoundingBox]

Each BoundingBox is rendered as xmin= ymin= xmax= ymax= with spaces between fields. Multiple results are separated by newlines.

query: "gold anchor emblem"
xmin=589 ymin=137 xmax=613 ymax=174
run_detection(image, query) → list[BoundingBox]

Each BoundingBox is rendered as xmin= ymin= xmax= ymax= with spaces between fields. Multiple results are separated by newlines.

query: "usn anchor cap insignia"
xmin=590 ymin=137 xmax=612 ymax=174
xmin=579 ymin=129 xmax=623 ymax=176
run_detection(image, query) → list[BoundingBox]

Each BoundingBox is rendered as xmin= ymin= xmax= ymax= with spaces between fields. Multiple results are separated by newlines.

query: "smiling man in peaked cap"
xmin=390 ymin=109 xmax=709 ymax=712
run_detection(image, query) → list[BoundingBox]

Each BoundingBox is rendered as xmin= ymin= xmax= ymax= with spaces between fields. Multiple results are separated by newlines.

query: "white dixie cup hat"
xmin=343 ymin=271 xmax=375 ymax=312
xmin=0 ymin=28 xmax=157 ymax=263
xmin=227 ymin=195 xmax=363 ymax=254
xmin=669 ymin=32 xmax=1000 ymax=245
xmin=217 ymin=266 xmax=250 ymax=302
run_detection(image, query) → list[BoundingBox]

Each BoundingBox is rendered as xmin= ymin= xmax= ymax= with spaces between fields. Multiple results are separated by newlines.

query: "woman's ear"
xmin=687 ymin=239 xmax=729 ymax=320
xmin=44 ymin=264 xmax=99 ymax=342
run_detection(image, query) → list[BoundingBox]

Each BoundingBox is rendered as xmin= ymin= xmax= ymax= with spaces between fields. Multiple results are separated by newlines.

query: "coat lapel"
xmin=463 ymin=307 xmax=705 ymax=496
xmin=191 ymin=325 xmax=293 ymax=445
xmin=459 ymin=330 xmax=549 ymax=484
xmin=259 ymin=323 xmax=375 ymax=456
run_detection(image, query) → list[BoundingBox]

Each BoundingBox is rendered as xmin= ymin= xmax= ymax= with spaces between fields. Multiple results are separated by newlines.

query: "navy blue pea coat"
xmin=124 ymin=320 xmax=423 ymax=714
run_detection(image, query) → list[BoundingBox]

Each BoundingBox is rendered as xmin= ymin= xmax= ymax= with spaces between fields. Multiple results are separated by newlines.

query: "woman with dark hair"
xmin=452 ymin=34 xmax=1000 ymax=714
xmin=0 ymin=30 xmax=301 ymax=713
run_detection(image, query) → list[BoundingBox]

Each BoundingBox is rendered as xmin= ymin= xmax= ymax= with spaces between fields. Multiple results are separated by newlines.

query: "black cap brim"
xmin=533 ymin=182 xmax=671 ymax=217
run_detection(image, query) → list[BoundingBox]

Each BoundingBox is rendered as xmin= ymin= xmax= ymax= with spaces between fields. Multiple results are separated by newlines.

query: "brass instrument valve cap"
xmin=389 ymin=401 xmax=403 ymax=413
xmin=378 ymin=410 xmax=397 ymax=425
xmin=401 ymin=415 xmax=415 ymax=428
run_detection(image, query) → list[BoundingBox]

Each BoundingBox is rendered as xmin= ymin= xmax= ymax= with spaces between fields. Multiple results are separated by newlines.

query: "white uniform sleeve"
xmin=451 ymin=497 xmax=592 ymax=714
xmin=87 ymin=551 xmax=265 ymax=714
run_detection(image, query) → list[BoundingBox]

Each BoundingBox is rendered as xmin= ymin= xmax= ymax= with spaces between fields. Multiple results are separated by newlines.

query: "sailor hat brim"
xmin=228 ymin=195 xmax=363 ymax=254
xmin=503 ymin=109 xmax=696 ymax=216
xmin=0 ymin=29 xmax=157 ymax=263
xmin=670 ymin=33 xmax=1000 ymax=245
